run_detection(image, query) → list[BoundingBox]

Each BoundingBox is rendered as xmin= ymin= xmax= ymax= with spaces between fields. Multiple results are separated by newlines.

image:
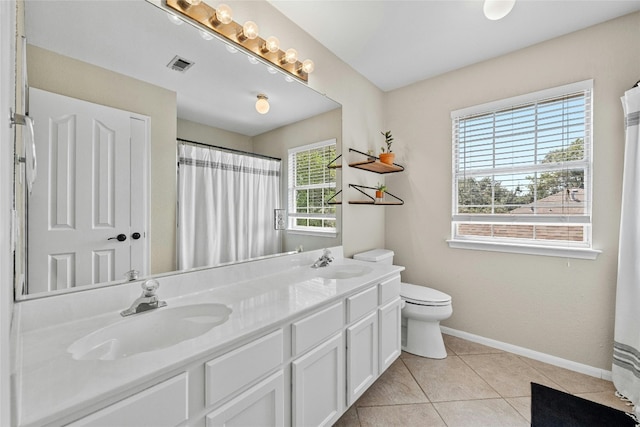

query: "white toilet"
xmin=353 ymin=249 xmax=453 ymax=359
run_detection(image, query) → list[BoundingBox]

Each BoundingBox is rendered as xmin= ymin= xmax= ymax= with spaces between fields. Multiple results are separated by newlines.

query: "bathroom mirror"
xmin=16 ymin=0 xmax=341 ymax=299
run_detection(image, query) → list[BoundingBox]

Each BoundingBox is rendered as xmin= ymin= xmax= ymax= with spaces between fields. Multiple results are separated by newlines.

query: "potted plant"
xmin=379 ymin=130 xmax=395 ymax=165
xmin=375 ymin=183 xmax=387 ymax=200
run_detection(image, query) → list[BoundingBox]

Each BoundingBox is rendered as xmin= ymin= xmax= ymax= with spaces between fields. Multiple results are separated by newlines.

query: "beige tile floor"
xmin=334 ymin=334 xmax=631 ymax=427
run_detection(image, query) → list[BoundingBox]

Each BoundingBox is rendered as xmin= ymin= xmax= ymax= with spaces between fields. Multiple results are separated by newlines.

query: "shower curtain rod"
xmin=177 ymin=138 xmax=281 ymax=162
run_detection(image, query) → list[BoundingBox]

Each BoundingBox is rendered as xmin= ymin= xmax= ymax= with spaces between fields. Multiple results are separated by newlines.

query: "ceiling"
xmin=269 ymin=0 xmax=640 ymax=92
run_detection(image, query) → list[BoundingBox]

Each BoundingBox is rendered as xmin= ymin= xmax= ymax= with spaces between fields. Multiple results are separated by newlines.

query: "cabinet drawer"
xmin=205 ymin=329 xmax=283 ymax=408
xmin=67 ymin=373 xmax=188 ymax=427
xmin=346 ymin=286 xmax=377 ymax=323
xmin=379 ymin=274 xmax=401 ymax=304
xmin=292 ymin=302 xmax=344 ymax=356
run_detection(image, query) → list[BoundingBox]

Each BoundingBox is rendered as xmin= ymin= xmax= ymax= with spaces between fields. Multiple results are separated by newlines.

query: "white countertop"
xmin=12 ymin=248 xmax=403 ymax=427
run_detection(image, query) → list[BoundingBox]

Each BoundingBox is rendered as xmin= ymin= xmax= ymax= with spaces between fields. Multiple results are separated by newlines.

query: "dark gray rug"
xmin=531 ymin=382 xmax=636 ymax=427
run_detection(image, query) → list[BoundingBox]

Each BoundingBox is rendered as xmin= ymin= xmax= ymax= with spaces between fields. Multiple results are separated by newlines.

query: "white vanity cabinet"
xmin=37 ymin=268 xmax=403 ymax=427
xmin=66 ymin=373 xmax=188 ymax=427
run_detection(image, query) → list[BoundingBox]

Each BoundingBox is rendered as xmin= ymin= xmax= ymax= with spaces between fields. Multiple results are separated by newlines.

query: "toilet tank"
xmin=353 ymin=249 xmax=394 ymax=265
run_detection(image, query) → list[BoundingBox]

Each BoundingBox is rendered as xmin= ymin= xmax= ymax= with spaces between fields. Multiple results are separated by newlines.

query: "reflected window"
xmin=287 ymin=139 xmax=337 ymax=235
xmin=451 ymin=80 xmax=593 ymax=250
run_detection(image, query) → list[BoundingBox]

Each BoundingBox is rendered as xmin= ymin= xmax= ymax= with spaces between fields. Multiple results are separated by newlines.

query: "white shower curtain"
xmin=178 ymin=143 xmax=281 ymax=270
xmin=613 ymin=85 xmax=640 ymax=417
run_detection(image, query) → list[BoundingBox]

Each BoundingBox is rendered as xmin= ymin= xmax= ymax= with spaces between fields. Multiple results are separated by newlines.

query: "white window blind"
xmin=451 ymin=80 xmax=593 ymax=250
xmin=288 ymin=139 xmax=337 ymax=234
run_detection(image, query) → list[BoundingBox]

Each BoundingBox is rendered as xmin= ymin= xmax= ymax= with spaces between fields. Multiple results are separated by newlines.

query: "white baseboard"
xmin=440 ymin=326 xmax=613 ymax=382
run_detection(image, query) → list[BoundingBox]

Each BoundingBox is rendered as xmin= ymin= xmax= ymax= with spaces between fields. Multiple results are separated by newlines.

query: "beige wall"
xmin=177 ymin=118 xmax=252 ymax=153
xmin=27 ymin=45 xmax=178 ymax=275
xmin=253 ymin=108 xmax=343 ymax=252
xmin=385 ymin=11 xmax=640 ymax=370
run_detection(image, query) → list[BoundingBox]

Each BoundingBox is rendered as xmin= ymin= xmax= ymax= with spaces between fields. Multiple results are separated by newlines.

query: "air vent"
xmin=167 ymin=55 xmax=194 ymax=73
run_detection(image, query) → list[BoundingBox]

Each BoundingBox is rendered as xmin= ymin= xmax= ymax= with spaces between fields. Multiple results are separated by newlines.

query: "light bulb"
xmin=284 ymin=48 xmax=298 ymax=64
xmin=215 ymin=4 xmax=233 ymax=24
xmin=256 ymin=94 xmax=269 ymax=114
xmin=301 ymin=59 xmax=314 ymax=74
xmin=240 ymin=21 xmax=259 ymax=40
xmin=263 ymin=36 xmax=280 ymax=53
xmin=483 ymin=0 xmax=516 ymax=20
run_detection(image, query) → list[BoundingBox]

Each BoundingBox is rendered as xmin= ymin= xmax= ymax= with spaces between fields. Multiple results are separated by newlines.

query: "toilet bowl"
xmin=400 ymin=282 xmax=452 ymax=359
xmin=353 ymin=249 xmax=453 ymax=359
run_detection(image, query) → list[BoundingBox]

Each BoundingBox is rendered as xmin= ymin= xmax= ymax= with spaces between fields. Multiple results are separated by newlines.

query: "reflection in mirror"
xmin=16 ymin=0 xmax=341 ymax=300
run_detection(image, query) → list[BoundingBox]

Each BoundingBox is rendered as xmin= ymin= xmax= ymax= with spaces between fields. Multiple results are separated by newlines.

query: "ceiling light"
xmin=239 ymin=21 xmax=259 ymax=41
xmin=256 ymin=94 xmax=270 ymax=114
xmin=262 ymin=36 xmax=280 ymax=54
xmin=483 ymin=0 xmax=516 ymax=20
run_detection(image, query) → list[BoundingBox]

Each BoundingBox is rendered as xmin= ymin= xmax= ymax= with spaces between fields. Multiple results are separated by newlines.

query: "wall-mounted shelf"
xmin=326 ymin=189 xmax=342 ymax=205
xmin=327 ymin=154 xmax=342 ymax=169
xmin=348 ymin=184 xmax=404 ymax=205
xmin=348 ymin=148 xmax=404 ymax=174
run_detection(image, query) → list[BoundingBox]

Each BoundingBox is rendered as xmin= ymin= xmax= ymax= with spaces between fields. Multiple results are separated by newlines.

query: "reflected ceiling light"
xmin=284 ymin=76 xmax=294 ymax=83
xmin=255 ymin=94 xmax=270 ymax=114
xmin=267 ymin=66 xmax=278 ymax=74
xmin=166 ymin=0 xmax=314 ymax=82
xmin=247 ymin=56 xmax=259 ymax=65
xmin=282 ymin=48 xmax=298 ymax=65
xmin=262 ymin=36 xmax=280 ymax=54
xmin=211 ymin=4 xmax=233 ymax=26
xmin=238 ymin=21 xmax=259 ymax=41
xmin=483 ymin=0 xmax=516 ymax=20
xmin=200 ymin=30 xmax=214 ymax=40
xmin=167 ymin=12 xmax=184 ymax=25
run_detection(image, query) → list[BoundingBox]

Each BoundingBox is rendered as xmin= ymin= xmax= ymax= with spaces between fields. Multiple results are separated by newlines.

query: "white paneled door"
xmin=27 ymin=88 xmax=148 ymax=294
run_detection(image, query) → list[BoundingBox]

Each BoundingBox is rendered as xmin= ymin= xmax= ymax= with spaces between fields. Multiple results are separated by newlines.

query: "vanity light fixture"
xmin=165 ymin=0 xmax=314 ymax=82
xmin=483 ymin=0 xmax=516 ymax=20
xmin=256 ymin=94 xmax=270 ymax=114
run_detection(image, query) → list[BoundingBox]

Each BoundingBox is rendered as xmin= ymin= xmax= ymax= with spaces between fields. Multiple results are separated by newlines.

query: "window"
xmin=450 ymin=80 xmax=599 ymax=259
xmin=288 ymin=139 xmax=337 ymax=235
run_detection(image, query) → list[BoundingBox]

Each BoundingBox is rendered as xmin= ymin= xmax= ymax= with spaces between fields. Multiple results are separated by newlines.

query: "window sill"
xmin=446 ymin=239 xmax=601 ymax=260
xmin=287 ymin=229 xmax=338 ymax=239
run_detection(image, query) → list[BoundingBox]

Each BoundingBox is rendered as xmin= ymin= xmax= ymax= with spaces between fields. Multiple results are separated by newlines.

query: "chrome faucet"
xmin=311 ymin=249 xmax=334 ymax=268
xmin=120 ymin=279 xmax=167 ymax=317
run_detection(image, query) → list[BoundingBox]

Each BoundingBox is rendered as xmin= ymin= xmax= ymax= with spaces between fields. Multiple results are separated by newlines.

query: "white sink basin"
xmin=314 ymin=265 xmax=373 ymax=280
xmin=68 ymin=303 xmax=232 ymax=361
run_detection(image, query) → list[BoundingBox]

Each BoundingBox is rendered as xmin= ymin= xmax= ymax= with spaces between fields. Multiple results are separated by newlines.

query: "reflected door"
xmin=27 ymin=88 xmax=146 ymax=294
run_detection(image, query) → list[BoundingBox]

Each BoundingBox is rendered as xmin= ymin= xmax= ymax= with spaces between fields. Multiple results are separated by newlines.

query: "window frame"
xmin=448 ymin=80 xmax=601 ymax=259
xmin=287 ymin=139 xmax=337 ymax=237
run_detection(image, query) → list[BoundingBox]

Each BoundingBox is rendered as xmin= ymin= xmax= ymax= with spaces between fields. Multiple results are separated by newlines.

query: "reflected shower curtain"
xmin=178 ymin=143 xmax=281 ymax=270
xmin=613 ymin=85 xmax=640 ymax=417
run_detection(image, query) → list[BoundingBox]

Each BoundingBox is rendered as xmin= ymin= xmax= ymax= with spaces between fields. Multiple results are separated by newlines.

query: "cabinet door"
xmin=292 ymin=333 xmax=345 ymax=427
xmin=67 ymin=373 xmax=188 ymax=427
xmin=379 ymin=297 xmax=402 ymax=373
xmin=346 ymin=311 xmax=378 ymax=406
xmin=206 ymin=371 xmax=284 ymax=427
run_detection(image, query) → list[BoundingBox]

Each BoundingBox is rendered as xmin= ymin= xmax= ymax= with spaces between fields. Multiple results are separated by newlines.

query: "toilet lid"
xmin=401 ymin=282 xmax=451 ymax=306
